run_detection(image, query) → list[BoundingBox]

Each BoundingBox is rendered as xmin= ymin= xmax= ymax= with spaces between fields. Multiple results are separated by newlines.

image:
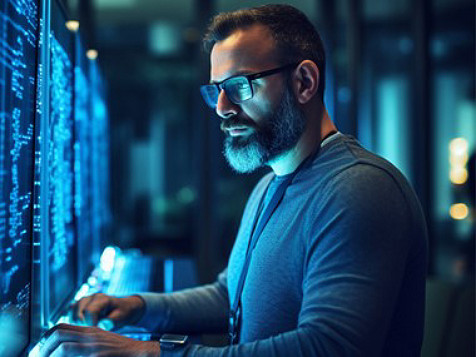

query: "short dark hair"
xmin=203 ymin=4 xmax=326 ymax=102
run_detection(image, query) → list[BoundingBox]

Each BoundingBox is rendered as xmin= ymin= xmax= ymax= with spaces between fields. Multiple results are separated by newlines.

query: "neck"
xmin=269 ymin=109 xmax=336 ymax=176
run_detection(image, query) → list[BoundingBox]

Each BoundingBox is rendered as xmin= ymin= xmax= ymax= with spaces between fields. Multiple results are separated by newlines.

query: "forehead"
xmin=210 ymin=24 xmax=278 ymax=81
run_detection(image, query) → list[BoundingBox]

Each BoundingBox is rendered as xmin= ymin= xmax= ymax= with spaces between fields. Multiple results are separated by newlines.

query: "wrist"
xmin=132 ymin=340 xmax=160 ymax=357
xmin=144 ymin=340 xmax=161 ymax=357
xmin=125 ymin=295 xmax=146 ymax=325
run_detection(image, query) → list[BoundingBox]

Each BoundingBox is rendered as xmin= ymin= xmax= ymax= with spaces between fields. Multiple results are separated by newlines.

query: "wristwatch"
xmin=159 ymin=334 xmax=189 ymax=351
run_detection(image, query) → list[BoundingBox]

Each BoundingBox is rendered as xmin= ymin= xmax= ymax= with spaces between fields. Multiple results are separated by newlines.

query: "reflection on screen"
xmin=0 ymin=0 xmax=38 ymax=355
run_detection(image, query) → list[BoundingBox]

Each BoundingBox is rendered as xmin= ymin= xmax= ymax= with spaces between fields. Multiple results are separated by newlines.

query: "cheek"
xmin=241 ymin=95 xmax=275 ymax=124
xmin=240 ymin=77 xmax=285 ymax=124
xmin=240 ymin=106 xmax=267 ymax=128
xmin=250 ymin=79 xmax=285 ymax=118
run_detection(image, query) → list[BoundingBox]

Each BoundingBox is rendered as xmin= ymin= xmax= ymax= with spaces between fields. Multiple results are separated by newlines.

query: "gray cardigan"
xmin=138 ymin=133 xmax=428 ymax=357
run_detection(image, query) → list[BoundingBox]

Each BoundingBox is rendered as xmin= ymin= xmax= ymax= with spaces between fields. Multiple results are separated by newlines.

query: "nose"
xmin=215 ymin=89 xmax=239 ymax=119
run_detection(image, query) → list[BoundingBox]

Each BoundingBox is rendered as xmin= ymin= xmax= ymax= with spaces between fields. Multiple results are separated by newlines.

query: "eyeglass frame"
xmin=200 ymin=62 xmax=300 ymax=108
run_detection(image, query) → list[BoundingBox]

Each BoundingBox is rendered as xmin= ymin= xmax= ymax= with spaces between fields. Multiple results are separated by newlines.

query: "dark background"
xmin=63 ymin=0 xmax=474 ymax=285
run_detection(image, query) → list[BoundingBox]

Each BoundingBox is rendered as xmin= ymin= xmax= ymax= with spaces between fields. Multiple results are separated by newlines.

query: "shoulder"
xmin=309 ymin=134 xmax=418 ymax=210
xmin=304 ymin=135 xmax=426 ymax=239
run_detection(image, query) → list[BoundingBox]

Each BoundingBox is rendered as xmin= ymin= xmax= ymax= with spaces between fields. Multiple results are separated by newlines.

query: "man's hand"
xmin=39 ymin=323 xmax=160 ymax=357
xmin=71 ymin=293 xmax=145 ymax=330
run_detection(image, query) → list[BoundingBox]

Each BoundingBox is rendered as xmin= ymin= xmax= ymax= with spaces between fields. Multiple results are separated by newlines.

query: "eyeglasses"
xmin=200 ymin=63 xmax=298 ymax=109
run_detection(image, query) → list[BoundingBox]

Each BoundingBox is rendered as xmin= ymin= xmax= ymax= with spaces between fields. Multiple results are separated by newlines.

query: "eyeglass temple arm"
xmin=248 ymin=63 xmax=299 ymax=80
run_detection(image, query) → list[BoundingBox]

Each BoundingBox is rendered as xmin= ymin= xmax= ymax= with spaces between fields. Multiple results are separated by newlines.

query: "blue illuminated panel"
xmin=90 ymin=61 xmax=110 ymax=254
xmin=0 ymin=0 xmax=38 ymax=355
xmin=74 ymin=35 xmax=94 ymax=282
xmin=47 ymin=0 xmax=76 ymax=318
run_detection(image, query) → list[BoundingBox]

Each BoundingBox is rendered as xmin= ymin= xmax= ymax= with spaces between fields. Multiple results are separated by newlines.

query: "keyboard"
xmin=105 ymin=254 xmax=154 ymax=296
xmin=28 ymin=248 xmax=196 ymax=356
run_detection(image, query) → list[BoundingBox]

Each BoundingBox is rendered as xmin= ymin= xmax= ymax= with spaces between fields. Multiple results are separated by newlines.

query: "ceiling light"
xmin=87 ymin=49 xmax=98 ymax=60
xmin=449 ymin=203 xmax=469 ymax=220
xmin=65 ymin=20 xmax=80 ymax=32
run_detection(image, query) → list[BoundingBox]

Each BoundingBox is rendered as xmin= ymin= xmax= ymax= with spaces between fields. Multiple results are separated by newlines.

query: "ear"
xmin=292 ymin=60 xmax=320 ymax=105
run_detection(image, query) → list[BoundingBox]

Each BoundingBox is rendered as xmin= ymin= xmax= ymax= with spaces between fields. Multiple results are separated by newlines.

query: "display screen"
xmin=90 ymin=60 xmax=110 ymax=258
xmin=0 ymin=0 xmax=39 ymax=355
xmin=74 ymin=34 xmax=94 ymax=283
xmin=47 ymin=0 xmax=76 ymax=318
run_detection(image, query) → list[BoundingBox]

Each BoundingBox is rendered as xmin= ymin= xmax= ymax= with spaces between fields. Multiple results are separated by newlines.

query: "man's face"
xmin=210 ymin=24 xmax=306 ymax=173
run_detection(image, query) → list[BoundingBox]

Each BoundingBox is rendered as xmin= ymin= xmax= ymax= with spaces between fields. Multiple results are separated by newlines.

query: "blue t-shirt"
xmin=139 ymin=133 xmax=428 ymax=356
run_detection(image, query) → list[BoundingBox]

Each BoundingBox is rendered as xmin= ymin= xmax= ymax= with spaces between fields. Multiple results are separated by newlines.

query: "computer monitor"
xmin=0 ymin=0 xmax=40 ymax=355
xmin=74 ymin=33 xmax=95 ymax=284
xmin=90 ymin=60 xmax=111 ymax=255
xmin=46 ymin=0 xmax=77 ymax=321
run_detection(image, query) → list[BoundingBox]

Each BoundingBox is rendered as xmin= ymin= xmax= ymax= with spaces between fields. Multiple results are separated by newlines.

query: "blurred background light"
xmin=100 ymin=246 xmax=117 ymax=273
xmin=449 ymin=167 xmax=468 ymax=184
xmin=449 ymin=137 xmax=470 ymax=184
xmin=65 ymin=20 xmax=79 ymax=32
xmin=449 ymin=203 xmax=469 ymax=220
xmin=87 ymin=49 xmax=98 ymax=60
xmin=148 ymin=21 xmax=182 ymax=56
xmin=449 ymin=152 xmax=469 ymax=167
xmin=449 ymin=137 xmax=469 ymax=156
xmin=176 ymin=186 xmax=196 ymax=205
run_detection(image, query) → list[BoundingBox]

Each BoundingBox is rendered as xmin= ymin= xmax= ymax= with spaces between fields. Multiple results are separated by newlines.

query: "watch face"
xmin=159 ymin=334 xmax=189 ymax=350
xmin=160 ymin=334 xmax=188 ymax=344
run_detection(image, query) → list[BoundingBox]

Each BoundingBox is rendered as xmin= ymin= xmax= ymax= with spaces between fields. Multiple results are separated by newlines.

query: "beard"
xmin=221 ymin=83 xmax=306 ymax=174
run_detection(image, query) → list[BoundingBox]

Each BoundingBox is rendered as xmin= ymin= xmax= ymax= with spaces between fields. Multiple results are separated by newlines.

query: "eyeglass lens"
xmin=223 ymin=77 xmax=252 ymax=104
xmin=200 ymin=76 xmax=253 ymax=108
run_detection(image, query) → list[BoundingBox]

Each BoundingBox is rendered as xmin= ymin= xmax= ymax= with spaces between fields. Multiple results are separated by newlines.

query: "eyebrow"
xmin=209 ymin=69 xmax=256 ymax=85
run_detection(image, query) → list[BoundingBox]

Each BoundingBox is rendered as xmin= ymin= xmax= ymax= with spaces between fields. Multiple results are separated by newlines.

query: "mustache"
xmin=220 ymin=116 xmax=257 ymax=132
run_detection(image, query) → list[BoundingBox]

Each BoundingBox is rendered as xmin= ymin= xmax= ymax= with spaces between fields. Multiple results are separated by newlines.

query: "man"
xmin=40 ymin=4 xmax=428 ymax=357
